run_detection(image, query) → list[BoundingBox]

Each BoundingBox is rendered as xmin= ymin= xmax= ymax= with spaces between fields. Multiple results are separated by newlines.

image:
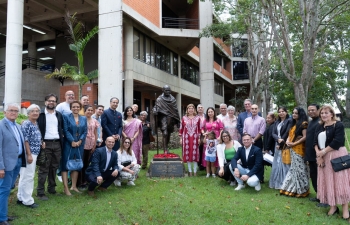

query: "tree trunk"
xmin=346 ymin=60 xmax=350 ymax=118
xmin=293 ymin=82 xmax=307 ymax=111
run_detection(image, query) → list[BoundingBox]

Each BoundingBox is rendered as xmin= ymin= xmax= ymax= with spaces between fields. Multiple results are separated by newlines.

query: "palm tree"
xmin=46 ymin=11 xmax=98 ymax=99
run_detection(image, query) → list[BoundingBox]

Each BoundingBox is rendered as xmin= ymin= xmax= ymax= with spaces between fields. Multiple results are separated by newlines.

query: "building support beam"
xmin=4 ymin=0 xmax=24 ymax=106
xmin=124 ymin=19 xmax=134 ymax=108
xmin=98 ymin=0 xmax=123 ymax=110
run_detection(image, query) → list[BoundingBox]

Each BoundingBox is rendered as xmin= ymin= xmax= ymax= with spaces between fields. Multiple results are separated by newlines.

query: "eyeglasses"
xmin=7 ymin=110 xmax=19 ymax=113
xmin=124 ymin=142 xmax=131 ymax=144
xmin=47 ymin=100 xmax=56 ymax=103
xmin=66 ymin=94 xmax=74 ymax=96
xmin=222 ymin=135 xmax=229 ymax=138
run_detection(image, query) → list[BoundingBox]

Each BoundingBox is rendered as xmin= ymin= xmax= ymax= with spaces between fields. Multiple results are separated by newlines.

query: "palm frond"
xmin=65 ymin=11 xmax=84 ymax=45
xmin=75 ymin=26 xmax=98 ymax=53
xmin=87 ymin=69 xmax=98 ymax=80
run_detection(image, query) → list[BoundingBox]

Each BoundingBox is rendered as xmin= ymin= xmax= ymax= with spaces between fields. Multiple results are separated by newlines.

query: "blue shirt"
xmin=5 ymin=118 xmax=23 ymax=156
xmin=21 ymin=120 xmax=42 ymax=155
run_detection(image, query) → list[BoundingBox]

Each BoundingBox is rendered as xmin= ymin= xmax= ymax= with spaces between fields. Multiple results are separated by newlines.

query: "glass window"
xmin=133 ymin=30 xmax=140 ymax=59
xmin=214 ymin=51 xmax=222 ymax=66
xmin=140 ymin=34 xmax=145 ymax=62
xmin=150 ymin=40 xmax=155 ymax=66
xmin=181 ymin=57 xmax=199 ymax=85
xmin=173 ymin=53 xmax=178 ymax=75
xmin=232 ymin=39 xmax=248 ymax=57
xmin=214 ymin=79 xmax=223 ymax=96
xmin=145 ymin=37 xmax=151 ymax=64
xmin=233 ymin=61 xmax=249 ymax=80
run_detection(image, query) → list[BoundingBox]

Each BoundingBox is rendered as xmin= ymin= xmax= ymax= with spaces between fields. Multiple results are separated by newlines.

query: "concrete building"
xmin=0 ymin=0 xmax=249 ymax=115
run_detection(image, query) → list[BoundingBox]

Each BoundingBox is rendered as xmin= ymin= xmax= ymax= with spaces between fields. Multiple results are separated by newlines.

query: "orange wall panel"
xmin=191 ymin=46 xmax=200 ymax=57
xmin=124 ymin=0 xmax=160 ymax=27
xmin=214 ymin=37 xmax=232 ymax=56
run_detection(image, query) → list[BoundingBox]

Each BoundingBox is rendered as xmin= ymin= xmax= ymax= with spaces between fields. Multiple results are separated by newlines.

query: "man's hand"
xmin=240 ymin=175 xmax=249 ymax=181
xmin=0 ymin=169 xmax=5 ymax=179
xmin=97 ymin=176 xmax=103 ymax=184
xmin=234 ymin=169 xmax=240 ymax=178
xmin=218 ymin=168 xmax=224 ymax=177
xmin=27 ymin=154 xmax=33 ymax=164
xmin=111 ymin=170 xmax=119 ymax=177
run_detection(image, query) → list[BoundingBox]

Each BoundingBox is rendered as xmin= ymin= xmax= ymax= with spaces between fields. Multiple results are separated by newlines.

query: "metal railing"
xmin=162 ymin=17 xmax=199 ymax=29
xmin=0 ymin=57 xmax=55 ymax=77
xmin=233 ymin=73 xmax=249 ymax=80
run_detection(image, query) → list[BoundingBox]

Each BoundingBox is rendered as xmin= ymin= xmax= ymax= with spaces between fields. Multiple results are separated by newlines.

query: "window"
xmin=133 ymin=28 xmax=178 ymax=76
xmin=214 ymin=79 xmax=223 ymax=96
xmin=232 ymin=39 xmax=248 ymax=57
xmin=214 ymin=51 xmax=222 ymax=66
xmin=181 ymin=58 xmax=199 ymax=85
xmin=233 ymin=61 xmax=249 ymax=80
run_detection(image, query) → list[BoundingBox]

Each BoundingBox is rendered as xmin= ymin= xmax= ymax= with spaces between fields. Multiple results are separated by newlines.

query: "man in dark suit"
xmin=230 ymin=134 xmax=263 ymax=191
xmin=101 ymin=97 xmax=123 ymax=151
xmin=85 ymin=137 xmax=119 ymax=196
xmin=0 ymin=103 xmax=26 ymax=224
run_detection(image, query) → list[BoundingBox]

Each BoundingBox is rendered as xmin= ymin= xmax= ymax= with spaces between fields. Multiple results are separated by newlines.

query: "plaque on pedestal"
xmin=149 ymin=154 xmax=185 ymax=177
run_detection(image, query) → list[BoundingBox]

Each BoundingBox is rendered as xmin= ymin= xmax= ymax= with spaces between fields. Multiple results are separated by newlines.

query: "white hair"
xmin=27 ymin=104 xmax=41 ymax=115
xmin=4 ymin=103 xmax=20 ymax=112
xmin=227 ymin=105 xmax=235 ymax=111
xmin=220 ymin=103 xmax=227 ymax=108
xmin=140 ymin=111 xmax=148 ymax=116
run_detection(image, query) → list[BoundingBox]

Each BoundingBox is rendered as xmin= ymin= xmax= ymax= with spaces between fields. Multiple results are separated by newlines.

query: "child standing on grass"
xmin=204 ymin=131 xmax=218 ymax=178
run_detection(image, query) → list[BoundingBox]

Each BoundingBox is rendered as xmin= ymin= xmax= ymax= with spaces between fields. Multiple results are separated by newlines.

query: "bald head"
xmin=251 ymin=104 xmax=258 ymax=116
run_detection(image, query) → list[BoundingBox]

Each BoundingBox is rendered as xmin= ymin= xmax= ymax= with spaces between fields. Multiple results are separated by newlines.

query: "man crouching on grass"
xmin=85 ymin=137 xmax=120 ymax=196
xmin=229 ymin=134 xmax=263 ymax=191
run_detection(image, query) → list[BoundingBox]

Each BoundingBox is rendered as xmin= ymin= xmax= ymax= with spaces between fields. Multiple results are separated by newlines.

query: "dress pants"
xmin=18 ymin=155 xmax=37 ymax=205
xmin=142 ymin=144 xmax=150 ymax=168
xmin=37 ymin=141 xmax=61 ymax=195
xmin=0 ymin=158 xmax=21 ymax=222
xmin=308 ymin=161 xmax=318 ymax=193
xmin=229 ymin=164 xmax=260 ymax=187
xmin=86 ymin=170 xmax=119 ymax=191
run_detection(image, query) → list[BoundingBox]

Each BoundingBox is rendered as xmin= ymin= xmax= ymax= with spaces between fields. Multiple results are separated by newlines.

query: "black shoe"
xmin=317 ymin=203 xmax=329 ymax=208
xmin=16 ymin=200 xmax=22 ymax=205
xmin=7 ymin=216 xmax=17 ymax=221
xmin=23 ymin=203 xmax=39 ymax=209
xmin=327 ymin=207 xmax=339 ymax=216
xmin=309 ymin=197 xmax=320 ymax=202
xmin=37 ymin=194 xmax=49 ymax=201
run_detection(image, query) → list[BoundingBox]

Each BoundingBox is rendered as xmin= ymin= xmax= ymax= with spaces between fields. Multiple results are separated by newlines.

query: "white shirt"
xmin=44 ymin=108 xmax=59 ymax=139
xmin=217 ymin=114 xmax=228 ymax=121
xmin=244 ymin=144 xmax=252 ymax=161
xmin=117 ymin=149 xmax=137 ymax=170
xmin=56 ymin=102 xmax=72 ymax=115
xmin=104 ymin=147 xmax=112 ymax=171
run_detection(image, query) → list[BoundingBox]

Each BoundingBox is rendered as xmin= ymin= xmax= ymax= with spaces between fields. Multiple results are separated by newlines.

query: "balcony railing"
xmin=162 ymin=17 xmax=199 ymax=29
xmin=0 ymin=57 xmax=55 ymax=77
xmin=233 ymin=74 xmax=249 ymax=80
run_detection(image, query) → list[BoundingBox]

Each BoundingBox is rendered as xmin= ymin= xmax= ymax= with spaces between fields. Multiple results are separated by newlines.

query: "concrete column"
xmin=123 ymin=19 xmax=134 ymax=108
xmin=176 ymin=92 xmax=182 ymax=117
xmin=98 ymin=0 xmax=123 ymax=110
xmin=178 ymin=56 xmax=181 ymax=78
xmin=4 ymin=0 xmax=24 ymax=106
xmin=199 ymin=0 xmax=214 ymax=109
xmin=27 ymin=42 xmax=37 ymax=69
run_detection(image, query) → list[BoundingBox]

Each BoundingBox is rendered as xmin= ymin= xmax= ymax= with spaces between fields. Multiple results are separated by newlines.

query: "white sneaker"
xmin=114 ymin=180 xmax=121 ymax=187
xmin=255 ymin=183 xmax=261 ymax=191
xmin=212 ymin=174 xmax=216 ymax=178
xmin=57 ymin=175 xmax=62 ymax=183
xmin=235 ymin=184 xmax=245 ymax=191
xmin=127 ymin=181 xmax=135 ymax=186
xmin=206 ymin=174 xmax=210 ymax=178
xmin=230 ymin=181 xmax=236 ymax=186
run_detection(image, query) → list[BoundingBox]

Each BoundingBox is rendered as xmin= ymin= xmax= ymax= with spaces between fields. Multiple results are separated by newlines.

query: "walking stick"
xmin=155 ymin=92 xmax=159 ymax=155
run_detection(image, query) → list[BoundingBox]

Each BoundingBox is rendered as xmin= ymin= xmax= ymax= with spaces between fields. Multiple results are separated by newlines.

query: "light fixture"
xmin=40 ymin=57 xmax=53 ymax=60
xmin=23 ymin=25 xmax=46 ymax=35
xmin=22 ymin=50 xmax=28 ymax=54
xmin=37 ymin=48 xmax=45 ymax=51
xmin=50 ymin=46 xmax=56 ymax=49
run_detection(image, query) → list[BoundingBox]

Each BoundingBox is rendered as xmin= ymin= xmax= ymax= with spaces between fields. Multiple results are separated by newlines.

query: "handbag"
xmin=66 ymin=147 xmax=83 ymax=171
xmin=282 ymin=148 xmax=291 ymax=164
xmin=36 ymin=148 xmax=47 ymax=166
xmin=331 ymin=155 xmax=350 ymax=172
xmin=122 ymin=160 xmax=132 ymax=167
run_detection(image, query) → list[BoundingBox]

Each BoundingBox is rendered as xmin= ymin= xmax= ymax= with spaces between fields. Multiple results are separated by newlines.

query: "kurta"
xmin=179 ymin=116 xmax=201 ymax=162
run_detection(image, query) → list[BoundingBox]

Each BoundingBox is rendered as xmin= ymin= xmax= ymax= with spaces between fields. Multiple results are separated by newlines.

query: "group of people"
xmin=178 ymin=100 xmax=350 ymax=222
xmin=0 ymin=91 xmax=155 ymax=225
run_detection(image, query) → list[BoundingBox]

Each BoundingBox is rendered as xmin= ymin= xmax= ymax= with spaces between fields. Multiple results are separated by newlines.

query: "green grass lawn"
xmin=8 ymin=149 xmax=349 ymax=225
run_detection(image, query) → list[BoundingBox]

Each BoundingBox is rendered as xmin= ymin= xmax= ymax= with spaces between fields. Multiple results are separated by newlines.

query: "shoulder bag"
xmin=66 ymin=147 xmax=83 ymax=171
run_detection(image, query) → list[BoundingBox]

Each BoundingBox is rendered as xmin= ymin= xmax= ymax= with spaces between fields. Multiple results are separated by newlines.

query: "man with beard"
xmin=36 ymin=94 xmax=64 ymax=200
xmin=152 ymin=85 xmax=180 ymax=153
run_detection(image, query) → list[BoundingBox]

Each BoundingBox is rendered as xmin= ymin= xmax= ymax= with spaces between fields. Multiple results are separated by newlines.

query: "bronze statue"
xmin=153 ymin=85 xmax=180 ymax=153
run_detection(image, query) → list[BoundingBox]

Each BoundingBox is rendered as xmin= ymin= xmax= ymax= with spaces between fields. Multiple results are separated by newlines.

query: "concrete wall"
xmin=0 ymin=68 xmax=61 ymax=107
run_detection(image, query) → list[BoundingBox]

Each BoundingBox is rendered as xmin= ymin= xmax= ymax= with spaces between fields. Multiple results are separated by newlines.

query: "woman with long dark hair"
xmin=280 ymin=107 xmax=309 ymax=197
xmin=269 ymin=106 xmax=292 ymax=189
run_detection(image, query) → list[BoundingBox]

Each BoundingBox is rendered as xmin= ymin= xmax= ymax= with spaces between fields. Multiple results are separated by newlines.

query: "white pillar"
xmin=124 ymin=19 xmax=134 ymax=108
xmin=199 ymin=0 xmax=214 ymax=110
xmin=4 ymin=0 xmax=24 ymax=106
xmin=98 ymin=0 xmax=123 ymax=110
xmin=28 ymin=42 xmax=37 ymax=69
xmin=176 ymin=93 xmax=182 ymax=117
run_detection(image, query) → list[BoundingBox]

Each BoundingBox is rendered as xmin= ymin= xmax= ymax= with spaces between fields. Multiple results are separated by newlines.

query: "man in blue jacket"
xmin=230 ymin=134 xmax=263 ymax=191
xmin=85 ymin=137 xmax=119 ymax=196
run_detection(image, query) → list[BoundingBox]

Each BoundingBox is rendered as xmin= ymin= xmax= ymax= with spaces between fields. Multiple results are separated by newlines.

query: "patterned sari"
xmin=280 ymin=123 xmax=309 ymax=197
xmin=124 ymin=119 xmax=143 ymax=164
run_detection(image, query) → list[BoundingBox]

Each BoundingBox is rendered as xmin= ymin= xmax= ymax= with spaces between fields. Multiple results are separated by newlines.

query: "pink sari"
xmin=124 ymin=119 xmax=143 ymax=164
